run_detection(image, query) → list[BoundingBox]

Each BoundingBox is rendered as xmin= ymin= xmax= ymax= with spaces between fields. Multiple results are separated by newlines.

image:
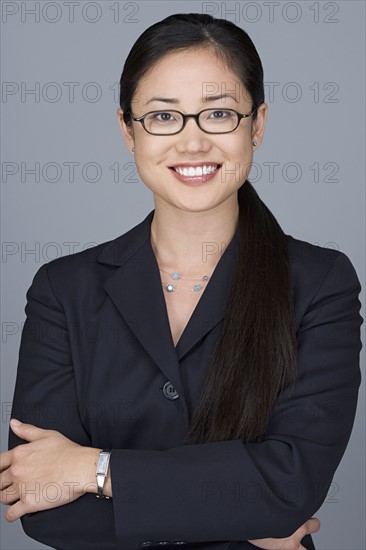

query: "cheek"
xmin=134 ymin=152 xmax=168 ymax=191
xmin=137 ymin=143 xmax=169 ymax=168
xmin=240 ymin=145 xmax=254 ymax=166
xmin=240 ymin=158 xmax=253 ymax=183
xmin=224 ymin=140 xmax=253 ymax=178
xmin=221 ymin=133 xmax=251 ymax=155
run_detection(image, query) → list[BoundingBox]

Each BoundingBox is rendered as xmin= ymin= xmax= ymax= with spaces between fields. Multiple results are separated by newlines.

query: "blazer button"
xmin=162 ymin=381 xmax=179 ymax=400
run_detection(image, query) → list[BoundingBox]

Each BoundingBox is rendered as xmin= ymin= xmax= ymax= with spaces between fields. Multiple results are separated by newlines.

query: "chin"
xmin=169 ymin=198 xmax=226 ymax=214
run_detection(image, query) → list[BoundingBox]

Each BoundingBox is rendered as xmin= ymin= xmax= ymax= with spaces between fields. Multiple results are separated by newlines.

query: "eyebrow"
xmin=145 ymin=93 xmax=239 ymax=105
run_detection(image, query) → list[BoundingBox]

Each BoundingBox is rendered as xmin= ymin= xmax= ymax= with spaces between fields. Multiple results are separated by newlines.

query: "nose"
xmin=182 ymin=114 xmax=205 ymax=132
xmin=175 ymin=117 xmax=211 ymax=153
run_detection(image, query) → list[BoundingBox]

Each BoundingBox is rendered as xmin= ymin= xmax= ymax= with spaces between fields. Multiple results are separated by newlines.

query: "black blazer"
xmin=8 ymin=209 xmax=363 ymax=550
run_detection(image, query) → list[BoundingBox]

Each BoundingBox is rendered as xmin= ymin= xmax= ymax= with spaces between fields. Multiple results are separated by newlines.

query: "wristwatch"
xmin=96 ymin=449 xmax=111 ymax=499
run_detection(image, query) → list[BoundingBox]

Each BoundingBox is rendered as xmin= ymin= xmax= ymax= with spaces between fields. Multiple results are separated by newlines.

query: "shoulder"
xmin=286 ymin=233 xmax=360 ymax=283
xmin=286 ymin=234 xmax=362 ymax=319
xmin=35 ymin=237 xmax=116 ymax=284
xmin=26 ymin=211 xmax=153 ymax=300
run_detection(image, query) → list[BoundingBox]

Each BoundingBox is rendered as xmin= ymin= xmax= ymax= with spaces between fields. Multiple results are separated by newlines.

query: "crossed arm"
xmin=0 ymin=250 xmax=363 ymax=549
xmin=0 ymin=420 xmax=110 ymax=519
xmin=0 ymin=420 xmax=319 ymax=550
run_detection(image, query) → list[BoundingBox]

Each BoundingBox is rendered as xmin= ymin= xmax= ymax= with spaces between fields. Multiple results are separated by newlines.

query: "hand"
xmin=0 ymin=419 xmax=101 ymax=522
xmin=248 ymin=517 xmax=321 ymax=549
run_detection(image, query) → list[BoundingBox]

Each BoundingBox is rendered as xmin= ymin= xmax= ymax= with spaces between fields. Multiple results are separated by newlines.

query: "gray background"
xmin=1 ymin=1 xmax=365 ymax=548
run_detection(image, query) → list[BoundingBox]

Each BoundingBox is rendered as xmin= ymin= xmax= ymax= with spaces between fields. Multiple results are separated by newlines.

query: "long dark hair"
xmin=119 ymin=13 xmax=297 ymax=443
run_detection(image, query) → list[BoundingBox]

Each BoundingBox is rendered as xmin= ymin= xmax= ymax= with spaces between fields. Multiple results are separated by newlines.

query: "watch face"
xmin=97 ymin=452 xmax=110 ymax=474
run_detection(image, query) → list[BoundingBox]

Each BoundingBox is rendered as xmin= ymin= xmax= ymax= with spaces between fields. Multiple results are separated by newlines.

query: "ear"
xmin=117 ymin=108 xmax=135 ymax=154
xmin=251 ymin=102 xmax=268 ymax=147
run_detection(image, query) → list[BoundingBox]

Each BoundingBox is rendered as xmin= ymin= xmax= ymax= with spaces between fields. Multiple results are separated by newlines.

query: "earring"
xmin=252 ymin=140 xmax=258 ymax=146
xmin=132 ymin=146 xmax=135 ymax=152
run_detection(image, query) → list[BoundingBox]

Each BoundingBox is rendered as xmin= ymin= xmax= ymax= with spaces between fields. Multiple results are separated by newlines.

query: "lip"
xmin=169 ymin=162 xmax=222 ymax=168
xmin=168 ymin=164 xmax=222 ymax=185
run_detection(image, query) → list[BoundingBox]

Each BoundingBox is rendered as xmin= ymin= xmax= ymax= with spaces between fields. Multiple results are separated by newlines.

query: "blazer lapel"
xmin=175 ymin=228 xmax=240 ymax=360
xmin=97 ymin=209 xmax=240 ymax=418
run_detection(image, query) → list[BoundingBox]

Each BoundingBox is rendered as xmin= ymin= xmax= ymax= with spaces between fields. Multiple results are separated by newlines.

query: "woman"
xmin=1 ymin=12 xmax=363 ymax=550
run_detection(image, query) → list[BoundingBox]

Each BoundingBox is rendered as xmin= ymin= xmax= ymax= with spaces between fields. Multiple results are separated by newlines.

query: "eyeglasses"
xmin=130 ymin=108 xmax=256 ymax=135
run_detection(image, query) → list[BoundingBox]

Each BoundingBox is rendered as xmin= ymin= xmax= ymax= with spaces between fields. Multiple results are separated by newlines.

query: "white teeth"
xmin=173 ymin=164 xmax=219 ymax=177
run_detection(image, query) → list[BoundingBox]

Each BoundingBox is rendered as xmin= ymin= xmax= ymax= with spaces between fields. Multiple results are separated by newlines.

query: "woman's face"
xmin=118 ymin=48 xmax=267 ymax=213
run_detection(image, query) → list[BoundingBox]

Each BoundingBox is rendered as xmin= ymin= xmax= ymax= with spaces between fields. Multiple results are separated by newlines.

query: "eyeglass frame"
xmin=130 ymin=107 xmax=257 ymax=135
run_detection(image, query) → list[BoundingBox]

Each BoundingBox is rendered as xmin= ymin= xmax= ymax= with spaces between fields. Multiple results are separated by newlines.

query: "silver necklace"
xmin=159 ymin=268 xmax=211 ymax=293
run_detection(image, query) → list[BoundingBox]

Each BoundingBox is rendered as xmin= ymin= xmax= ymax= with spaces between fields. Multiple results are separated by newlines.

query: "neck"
xmin=150 ymin=197 xmax=239 ymax=276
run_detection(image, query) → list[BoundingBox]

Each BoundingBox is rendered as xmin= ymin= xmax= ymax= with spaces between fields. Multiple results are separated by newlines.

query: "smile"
xmin=172 ymin=164 xmax=220 ymax=177
xmin=168 ymin=164 xmax=222 ymax=186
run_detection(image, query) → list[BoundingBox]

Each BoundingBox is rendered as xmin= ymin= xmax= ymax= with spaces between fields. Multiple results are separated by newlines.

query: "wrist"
xmin=78 ymin=447 xmax=113 ymax=498
xmin=80 ymin=447 xmax=102 ymax=495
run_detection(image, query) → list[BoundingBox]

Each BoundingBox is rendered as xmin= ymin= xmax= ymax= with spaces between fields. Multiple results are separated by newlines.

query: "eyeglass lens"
xmin=143 ymin=109 xmax=239 ymax=134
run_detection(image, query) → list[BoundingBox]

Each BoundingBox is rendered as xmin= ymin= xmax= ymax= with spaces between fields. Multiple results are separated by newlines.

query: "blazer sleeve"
xmin=7 ymin=263 xmax=119 ymax=550
xmin=107 ymin=251 xmax=363 ymax=549
xmin=7 ymin=251 xmax=363 ymax=550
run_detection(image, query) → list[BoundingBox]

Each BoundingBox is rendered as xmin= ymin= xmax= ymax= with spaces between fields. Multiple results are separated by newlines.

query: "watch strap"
xmin=96 ymin=449 xmax=111 ymax=499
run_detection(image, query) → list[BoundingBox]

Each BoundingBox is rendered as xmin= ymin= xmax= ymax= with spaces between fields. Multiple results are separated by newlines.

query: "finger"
xmin=294 ymin=517 xmax=321 ymax=542
xmin=0 ymin=451 xmax=12 ymax=473
xmin=5 ymin=499 xmax=28 ymax=522
xmin=306 ymin=517 xmax=321 ymax=534
xmin=0 ymin=483 xmax=19 ymax=506
xmin=0 ymin=469 xmax=13 ymax=490
xmin=9 ymin=419 xmax=49 ymax=442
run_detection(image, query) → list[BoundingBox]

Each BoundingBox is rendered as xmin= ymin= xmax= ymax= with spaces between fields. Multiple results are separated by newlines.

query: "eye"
xmin=209 ymin=110 xmax=233 ymax=119
xmin=151 ymin=112 xmax=176 ymax=122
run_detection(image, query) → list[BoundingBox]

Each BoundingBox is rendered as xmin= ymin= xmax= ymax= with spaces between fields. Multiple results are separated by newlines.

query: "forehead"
xmin=134 ymin=48 xmax=247 ymax=104
xmin=148 ymin=48 xmax=230 ymax=71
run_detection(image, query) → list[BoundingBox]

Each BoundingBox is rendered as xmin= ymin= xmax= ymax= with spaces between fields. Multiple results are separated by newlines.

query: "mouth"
xmin=168 ymin=163 xmax=222 ymax=186
xmin=168 ymin=163 xmax=222 ymax=177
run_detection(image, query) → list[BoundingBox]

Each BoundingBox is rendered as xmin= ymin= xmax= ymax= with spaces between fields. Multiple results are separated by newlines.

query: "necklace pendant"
xmin=193 ymin=284 xmax=202 ymax=292
xmin=166 ymin=284 xmax=175 ymax=292
xmin=202 ymin=275 xmax=209 ymax=281
xmin=172 ymin=272 xmax=181 ymax=280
